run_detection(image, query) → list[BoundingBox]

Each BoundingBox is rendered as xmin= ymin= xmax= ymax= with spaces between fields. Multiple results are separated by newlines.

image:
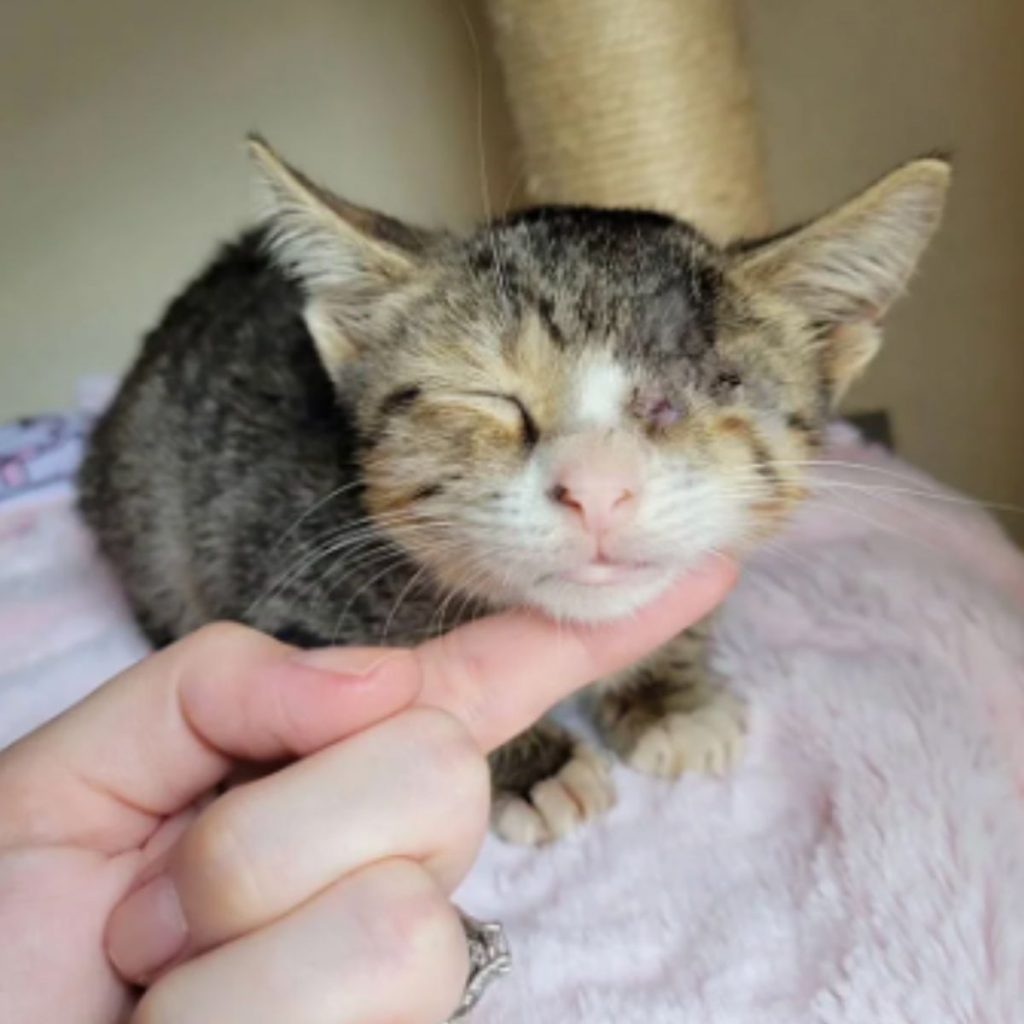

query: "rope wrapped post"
xmin=484 ymin=0 xmax=770 ymax=241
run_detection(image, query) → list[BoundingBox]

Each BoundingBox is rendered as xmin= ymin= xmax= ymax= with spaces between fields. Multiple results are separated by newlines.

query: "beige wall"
xmin=740 ymin=0 xmax=1024 ymax=534
xmin=0 ymin=0 xmax=512 ymax=417
xmin=3 ymin=1 xmax=1021 ymax=536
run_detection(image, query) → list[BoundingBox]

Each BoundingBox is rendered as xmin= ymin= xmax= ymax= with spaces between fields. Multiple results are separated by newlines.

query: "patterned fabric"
xmin=0 ymin=378 xmax=114 ymax=507
xmin=0 ymin=414 xmax=89 ymax=504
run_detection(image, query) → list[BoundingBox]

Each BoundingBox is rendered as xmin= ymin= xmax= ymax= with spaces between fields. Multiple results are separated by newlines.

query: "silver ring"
xmin=442 ymin=912 xmax=512 ymax=1022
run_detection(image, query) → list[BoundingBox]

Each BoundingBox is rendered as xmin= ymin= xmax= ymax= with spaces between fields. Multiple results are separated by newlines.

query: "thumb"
xmin=0 ymin=629 xmax=421 ymax=853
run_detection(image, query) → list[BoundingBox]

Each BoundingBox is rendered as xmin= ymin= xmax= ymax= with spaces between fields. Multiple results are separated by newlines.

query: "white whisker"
xmin=456 ymin=0 xmax=512 ymax=311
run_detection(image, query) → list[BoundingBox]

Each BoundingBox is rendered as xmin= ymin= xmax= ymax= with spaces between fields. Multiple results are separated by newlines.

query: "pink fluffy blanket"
xmin=2 ymin=424 xmax=1023 ymax=1021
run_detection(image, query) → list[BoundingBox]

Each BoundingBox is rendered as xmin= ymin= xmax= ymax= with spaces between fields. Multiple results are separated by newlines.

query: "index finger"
xmin=0 ymin=558 xmax=733 ymax=853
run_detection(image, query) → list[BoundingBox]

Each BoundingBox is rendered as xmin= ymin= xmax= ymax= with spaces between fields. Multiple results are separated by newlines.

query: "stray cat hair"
xmin=78 ymin=137 xmax=949 ymax=844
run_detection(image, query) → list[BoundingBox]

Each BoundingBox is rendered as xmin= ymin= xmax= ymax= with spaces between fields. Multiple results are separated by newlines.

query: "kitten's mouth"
xmin=556 ymin=560 xmax=657 ymax=587
xmin=529 ymin=558 xmax=677 ymax=622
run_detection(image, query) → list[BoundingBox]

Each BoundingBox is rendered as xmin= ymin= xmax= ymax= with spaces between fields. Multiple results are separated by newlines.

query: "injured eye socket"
xmin=633 ymin=392 xmax=681 ymax=432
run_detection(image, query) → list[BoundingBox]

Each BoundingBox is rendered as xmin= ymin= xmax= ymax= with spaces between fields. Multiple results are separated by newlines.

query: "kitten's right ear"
xmin=247 ymin=135 xmax=429 ymax=373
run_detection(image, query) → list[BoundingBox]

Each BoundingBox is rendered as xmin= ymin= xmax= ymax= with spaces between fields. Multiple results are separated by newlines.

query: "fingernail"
xmin=289 ymin=647 xmax=403 ymax=679
xmin=107 ymin=874 xmax=188 ymax=982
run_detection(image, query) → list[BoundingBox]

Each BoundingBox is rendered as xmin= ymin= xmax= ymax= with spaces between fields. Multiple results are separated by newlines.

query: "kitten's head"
xmin=250 ymin=137 xmax=950 ymax=622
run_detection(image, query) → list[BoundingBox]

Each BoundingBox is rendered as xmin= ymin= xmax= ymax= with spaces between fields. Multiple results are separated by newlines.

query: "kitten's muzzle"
xmin=547 ymin=432 xmax=643 ymax=537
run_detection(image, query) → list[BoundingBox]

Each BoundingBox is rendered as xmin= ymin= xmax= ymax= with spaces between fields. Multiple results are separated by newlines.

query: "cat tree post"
xmin=484 ymin=0 xmax=770 ymax=241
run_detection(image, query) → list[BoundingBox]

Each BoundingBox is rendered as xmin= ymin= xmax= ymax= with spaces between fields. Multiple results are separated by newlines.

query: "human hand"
xmin=0 ymin=560 xmax=735 ymax=1023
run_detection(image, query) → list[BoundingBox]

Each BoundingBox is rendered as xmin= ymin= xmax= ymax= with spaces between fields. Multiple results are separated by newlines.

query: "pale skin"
xmin=0 ymin=559 xmax=734 ymax=1024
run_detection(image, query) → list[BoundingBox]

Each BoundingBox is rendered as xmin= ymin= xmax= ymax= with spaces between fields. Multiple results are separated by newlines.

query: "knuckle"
xmin=431 ymin=633 xmax=491 ymax=733
xmin=403 ymin=899 xmax=468 ymax=1022
xmin=175 ymin=793 xmax=262 ymax=922
xmin=449 ymin=744 xmax=491 ymax=827
xmin=408 ymin=706 xmax=479 ymax=773
xmin=355 ymin=863 xmax=467 ymax=1022
xmin=405 ymin=708 xmax=489 ymax=810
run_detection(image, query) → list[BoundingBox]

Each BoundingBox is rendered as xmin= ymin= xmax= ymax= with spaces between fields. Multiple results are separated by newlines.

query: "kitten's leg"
xmin=596 ymin=621 xmax=746 ymax=778
xmin=489 ymin=720 xmax=614 ymax=846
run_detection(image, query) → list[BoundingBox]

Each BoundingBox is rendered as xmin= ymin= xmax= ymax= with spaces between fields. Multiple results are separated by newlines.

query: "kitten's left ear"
xmin=733 ymin=157 xmax=951 ymax=403
xmin=247 ymin=135 xmax=433 ymax=373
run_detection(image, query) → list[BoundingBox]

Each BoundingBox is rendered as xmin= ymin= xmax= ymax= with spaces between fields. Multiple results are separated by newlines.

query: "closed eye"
xmin=462 ymin=390 xmax=539 ymax=448
xmin=390 ymin=387 xmax=538 ymax=449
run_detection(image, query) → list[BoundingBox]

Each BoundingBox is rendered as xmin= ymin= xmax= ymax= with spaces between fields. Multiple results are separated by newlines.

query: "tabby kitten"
xmin=78 ymin=138 xmax=949 ymax=844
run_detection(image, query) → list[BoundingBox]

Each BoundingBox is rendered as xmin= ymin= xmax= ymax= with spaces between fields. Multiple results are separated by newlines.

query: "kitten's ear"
xmin=247 ymin=135 xmax=430 ymax=372
xmin=733 ymin=157 xmax=951 ymax=402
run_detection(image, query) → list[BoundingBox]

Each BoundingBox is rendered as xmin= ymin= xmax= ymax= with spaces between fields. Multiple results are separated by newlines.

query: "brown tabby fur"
xmin=78 ymin=138 xmax=949 ymax=843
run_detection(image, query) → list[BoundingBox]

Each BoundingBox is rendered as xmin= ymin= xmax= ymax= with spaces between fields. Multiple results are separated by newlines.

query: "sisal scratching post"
xmin=484 ymin=0 xmax=770 ymax=241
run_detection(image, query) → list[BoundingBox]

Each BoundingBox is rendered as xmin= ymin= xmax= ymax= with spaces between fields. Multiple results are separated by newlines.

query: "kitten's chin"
xmin=523 ymin=567 xmax=678 ymax=624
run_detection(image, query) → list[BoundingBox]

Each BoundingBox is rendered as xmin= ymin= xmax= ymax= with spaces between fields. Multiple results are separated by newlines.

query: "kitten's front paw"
xmin=492 ymin=745 xmax=615 ymax=846
xmin=626 ymin=691 xmax=746 ymax=778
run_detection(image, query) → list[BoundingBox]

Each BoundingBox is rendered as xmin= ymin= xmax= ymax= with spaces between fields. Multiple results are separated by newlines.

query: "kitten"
xmin=78 ymin=138 xmax=949 ymax=844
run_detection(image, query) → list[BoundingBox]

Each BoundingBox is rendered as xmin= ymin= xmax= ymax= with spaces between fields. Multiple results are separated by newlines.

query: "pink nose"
xmin=549 ymin=463 xmax=639 ymax=535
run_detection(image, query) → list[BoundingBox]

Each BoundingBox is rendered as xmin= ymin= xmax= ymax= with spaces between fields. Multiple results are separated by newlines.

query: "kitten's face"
xmin=351 ymin=213 xmax=815 ymax=620
xmin=250 ymin=138 xmax=949 ymax=622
